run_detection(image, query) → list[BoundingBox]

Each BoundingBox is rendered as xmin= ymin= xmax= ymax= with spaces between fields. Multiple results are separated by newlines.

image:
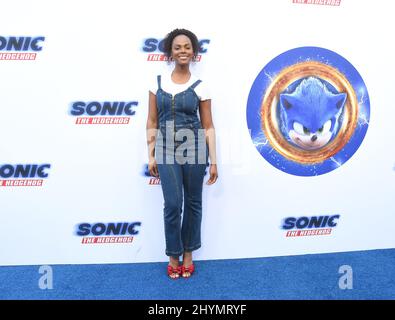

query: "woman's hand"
xmin=206 ymin=164 xmax=218 ymax=185
xmin=148 ymin=157 xmax=159 ymax=177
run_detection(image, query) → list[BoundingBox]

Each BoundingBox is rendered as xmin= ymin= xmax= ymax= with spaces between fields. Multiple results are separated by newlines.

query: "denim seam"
xmin=185 ymin=166 xmax=193 ymax=250
xmin=184 ymin=243 xmax=201 ymax=252
xmin=166 ymin=250 xmax=183 ymax=257
xmin=170 ymin=165 xmax=183 ymax=254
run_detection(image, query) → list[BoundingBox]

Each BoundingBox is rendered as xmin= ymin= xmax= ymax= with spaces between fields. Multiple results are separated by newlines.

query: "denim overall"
xmin=155 ymin=75 xmax=208 ymax=257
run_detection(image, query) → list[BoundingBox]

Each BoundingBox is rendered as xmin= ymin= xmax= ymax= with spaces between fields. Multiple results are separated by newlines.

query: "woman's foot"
xmin=182 ymin=252 xmax=194 ymax=278
xmin=167 ymin=256 xmax=180 ymax=279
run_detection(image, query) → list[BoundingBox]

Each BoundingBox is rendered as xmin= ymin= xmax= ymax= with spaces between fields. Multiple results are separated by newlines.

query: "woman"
xmin=146 ymin=28 xmax=218 ymax=279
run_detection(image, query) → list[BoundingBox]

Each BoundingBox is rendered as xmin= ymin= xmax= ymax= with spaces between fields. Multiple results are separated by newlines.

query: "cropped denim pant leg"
xmin=157 ymin=162 xmax=206 ymax=257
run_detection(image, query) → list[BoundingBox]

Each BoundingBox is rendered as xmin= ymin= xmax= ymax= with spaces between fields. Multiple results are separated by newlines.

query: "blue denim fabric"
xmin=156 ymin=75 xmax=202 ymax=130
xmin=155 ymin=75 xmax=208 ymax=256
xmin=157 ymin=162 xmax=206 ymax=256
xmin=155 ymin=75 xmax=206 ymax=165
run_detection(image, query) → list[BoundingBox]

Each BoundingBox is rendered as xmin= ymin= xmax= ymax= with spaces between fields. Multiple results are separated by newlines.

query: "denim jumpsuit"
xmin=155 ymin=75 xmax=208 ymax=257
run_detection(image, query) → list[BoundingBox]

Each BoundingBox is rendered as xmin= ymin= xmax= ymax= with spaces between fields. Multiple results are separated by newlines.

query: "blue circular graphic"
xmin=246 ymin=47 xmax=370 ymax=176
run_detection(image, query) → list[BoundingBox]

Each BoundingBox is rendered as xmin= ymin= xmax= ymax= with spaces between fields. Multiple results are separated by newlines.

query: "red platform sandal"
xmin=181 ymin=263 xmax=195 ymax=278
xmin=167 ymin=265 xmax=181 ymax=279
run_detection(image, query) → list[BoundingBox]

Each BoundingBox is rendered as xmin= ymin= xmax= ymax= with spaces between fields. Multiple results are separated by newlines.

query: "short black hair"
xmin=163 ymin=28 xmax=199 ymax=60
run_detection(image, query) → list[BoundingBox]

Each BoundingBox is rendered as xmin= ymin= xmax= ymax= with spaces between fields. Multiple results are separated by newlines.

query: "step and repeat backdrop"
xmin=1 ymin=0 xmax=394 ymax=266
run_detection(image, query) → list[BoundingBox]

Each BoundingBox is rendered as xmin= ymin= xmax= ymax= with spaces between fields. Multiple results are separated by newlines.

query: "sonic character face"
xmin=280 ymin=77 xmax=347 ymax=150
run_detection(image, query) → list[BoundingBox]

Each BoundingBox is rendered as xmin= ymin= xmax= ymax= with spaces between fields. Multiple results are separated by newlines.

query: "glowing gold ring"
xmin=261 ymin=61 xmax=359 ymax=164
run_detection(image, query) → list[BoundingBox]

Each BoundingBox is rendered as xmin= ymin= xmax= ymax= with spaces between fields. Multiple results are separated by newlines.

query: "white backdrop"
xmin=1 ymin=0 xmax=394 ymax=266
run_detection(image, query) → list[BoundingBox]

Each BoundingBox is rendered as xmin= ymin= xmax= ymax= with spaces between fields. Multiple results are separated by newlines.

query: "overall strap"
xmin=189 ymin=79 xmax=202 ymax=90
xmin=157 ymin=75 xmax=162 ymax=90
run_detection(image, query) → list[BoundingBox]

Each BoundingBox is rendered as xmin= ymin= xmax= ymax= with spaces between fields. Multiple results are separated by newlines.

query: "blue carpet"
xmin=0 ymin=249 xmax=394 ymax=300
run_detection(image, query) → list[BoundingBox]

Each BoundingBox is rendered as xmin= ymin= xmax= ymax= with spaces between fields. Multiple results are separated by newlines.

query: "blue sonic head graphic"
xmin=246 ymin=47 xmax=370 ymax=176
xmin=279 ymin=77 xmax=347 ymax=151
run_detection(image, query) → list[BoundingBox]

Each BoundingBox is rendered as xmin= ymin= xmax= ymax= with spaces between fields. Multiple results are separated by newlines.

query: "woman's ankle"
xmin=182 ymin=252 xmax=193 ymax=266
xmin=169 ymin=256 xmax=179 ymax=267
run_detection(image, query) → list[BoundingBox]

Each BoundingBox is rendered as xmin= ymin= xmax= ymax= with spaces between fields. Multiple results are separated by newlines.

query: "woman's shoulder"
xmin=149 ymin=74 xmax=164 ymax=94
xmin=190 ymin=73 xmax=202 ymax=81
xmin=191 ymin=75 xmax=210 ymax=89
xmin=189 ymin=74 xmax=206 ymax=86
xmin=190 ymin=75 xmax=211 ymax=100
